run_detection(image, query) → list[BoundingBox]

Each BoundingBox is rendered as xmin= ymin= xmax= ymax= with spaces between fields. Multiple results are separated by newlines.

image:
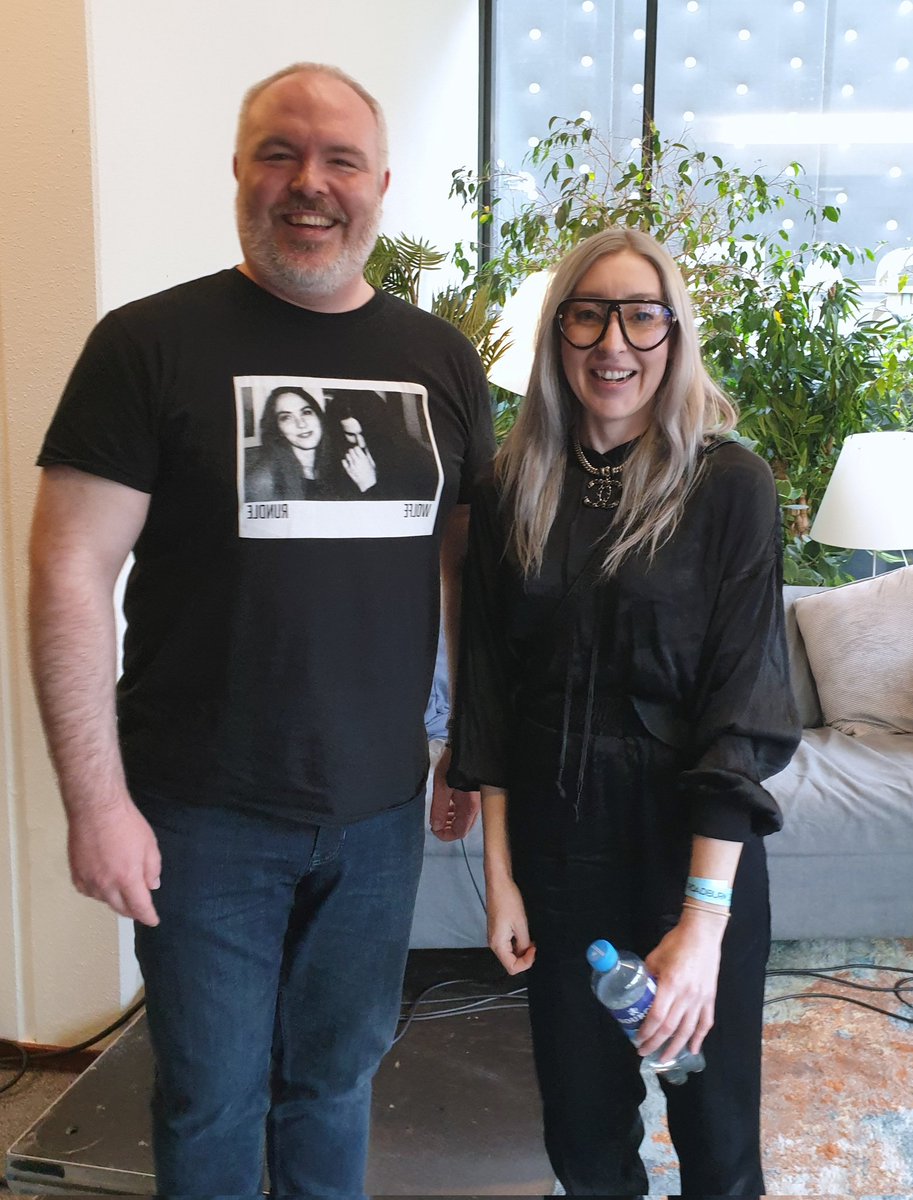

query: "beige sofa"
xmin=765 ymin=575 xmax=913 ymax=938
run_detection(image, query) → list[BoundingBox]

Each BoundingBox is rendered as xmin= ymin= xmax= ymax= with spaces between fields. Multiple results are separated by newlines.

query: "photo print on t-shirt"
xmin=235 ymin=376 xmax=442 ymax=539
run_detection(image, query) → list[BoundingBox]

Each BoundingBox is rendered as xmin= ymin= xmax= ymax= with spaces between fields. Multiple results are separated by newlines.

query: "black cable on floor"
xmin=394 ymin=977 xmax=528 ymax=1045
xmin=0 ymin=997 xmax=145 ymax=1097
xmin=0 ymin=1039 xmax=28 ymax=1095
xmin=763 ymin=963 xmax=913 ymax=1024
xmin=764 ymin=989 xmax=913 ymax=1023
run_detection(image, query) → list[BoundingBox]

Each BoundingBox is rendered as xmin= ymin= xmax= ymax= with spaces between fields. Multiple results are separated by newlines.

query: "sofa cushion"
xmin=765 ymin=725 xmax=913 ymax=857
xmin=781 ymin=585 xmax=825 ymax=727
xmin=793 ymin=567 xmax=913 ymax=735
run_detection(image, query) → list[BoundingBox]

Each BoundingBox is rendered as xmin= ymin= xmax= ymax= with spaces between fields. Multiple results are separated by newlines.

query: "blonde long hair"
xmin=496 ymin=228 xmax=737 ymax=577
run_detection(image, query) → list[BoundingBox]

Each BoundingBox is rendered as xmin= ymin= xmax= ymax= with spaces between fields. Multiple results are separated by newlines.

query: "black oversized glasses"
xmin=556 ymin=297 xmax=677 ymax=351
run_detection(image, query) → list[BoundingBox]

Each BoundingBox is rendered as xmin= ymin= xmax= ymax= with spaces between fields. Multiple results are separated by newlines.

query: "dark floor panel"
xmin=368 ymin=1001 xmax=551 ymax=1194
xmin=5 ymin=951 xmax=552 ymax=1197
xmin=371 ymin=949 xmax=552 ymax=1194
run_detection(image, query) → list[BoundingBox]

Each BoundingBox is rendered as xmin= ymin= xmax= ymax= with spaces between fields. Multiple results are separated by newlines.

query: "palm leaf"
xmin=365 ymin=234 xmax=447 ymax=304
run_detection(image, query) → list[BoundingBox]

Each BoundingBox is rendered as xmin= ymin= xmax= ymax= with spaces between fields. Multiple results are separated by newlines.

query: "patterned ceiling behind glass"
xmin=491 ymin=0 xmax=913 ymax=294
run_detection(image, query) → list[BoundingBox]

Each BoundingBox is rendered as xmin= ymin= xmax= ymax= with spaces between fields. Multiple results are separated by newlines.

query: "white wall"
xmin=0 ymin=0 xmax=480 ymax=1044
xmin=0 ymin=0 xmax=125 ymax=1048
xmin=88 ymin=0 xmax=480 ymax=310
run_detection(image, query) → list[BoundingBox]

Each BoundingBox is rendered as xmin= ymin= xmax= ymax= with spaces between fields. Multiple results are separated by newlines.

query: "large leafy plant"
xmin=709 ymin=243 xmax=913 ymax=580
xmin=450 ymin=120 xmax=807 ymax=307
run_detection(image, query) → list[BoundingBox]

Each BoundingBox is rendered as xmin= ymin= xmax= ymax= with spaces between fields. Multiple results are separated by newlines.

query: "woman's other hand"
xmin=486 ymin=875 xmax=536 ymax=975
xmin=480 ymin=785 xmax=535 ymax=974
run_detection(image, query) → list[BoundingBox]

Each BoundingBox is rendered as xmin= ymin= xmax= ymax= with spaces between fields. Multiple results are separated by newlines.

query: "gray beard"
xmin=236 ymin=197 xmax=383 ymax=305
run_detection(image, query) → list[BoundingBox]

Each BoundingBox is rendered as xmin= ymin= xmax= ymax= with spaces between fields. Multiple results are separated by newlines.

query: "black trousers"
xmin=509 ymin=715 xmax=769 ymax=1198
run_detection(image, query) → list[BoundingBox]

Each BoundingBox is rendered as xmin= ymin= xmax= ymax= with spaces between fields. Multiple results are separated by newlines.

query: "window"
xmin=486 ymin=0 xmax=913 ymax=306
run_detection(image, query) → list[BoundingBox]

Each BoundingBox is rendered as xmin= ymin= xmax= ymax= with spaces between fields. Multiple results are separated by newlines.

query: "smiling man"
xmin=29 ymin=63 xmax=494 ymax=1198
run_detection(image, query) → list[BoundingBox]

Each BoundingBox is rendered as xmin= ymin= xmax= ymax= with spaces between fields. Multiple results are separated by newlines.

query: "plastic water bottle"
xmin=586 ymin=938 xmax=706 ymax=1085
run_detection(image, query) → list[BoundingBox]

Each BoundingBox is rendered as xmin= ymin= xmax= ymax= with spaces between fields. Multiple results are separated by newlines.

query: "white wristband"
xmin=685 ymin=876 xmax=733 ymax=907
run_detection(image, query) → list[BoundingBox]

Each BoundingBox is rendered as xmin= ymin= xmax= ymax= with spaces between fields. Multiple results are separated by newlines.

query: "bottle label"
xmin=608 ymin=975 xmax=657 ymax=1040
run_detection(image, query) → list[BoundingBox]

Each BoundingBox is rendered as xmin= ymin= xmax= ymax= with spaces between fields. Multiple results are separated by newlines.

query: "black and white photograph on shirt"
xmin=235 ymin=375 xmax=442 ymax=539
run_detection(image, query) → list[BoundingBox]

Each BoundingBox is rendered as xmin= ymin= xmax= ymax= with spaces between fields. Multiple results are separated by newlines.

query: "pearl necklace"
xmin=572 ymin=434 xmax=623 ymax=509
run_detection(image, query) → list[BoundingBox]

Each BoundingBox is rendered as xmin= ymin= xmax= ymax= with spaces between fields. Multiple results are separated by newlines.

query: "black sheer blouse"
xmin=448 ymin=439 xmax=801 ymax=842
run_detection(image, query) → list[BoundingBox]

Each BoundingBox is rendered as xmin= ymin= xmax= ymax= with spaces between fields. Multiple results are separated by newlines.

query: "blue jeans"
xmin=133 ymin=790 xmax=425 ymax=1199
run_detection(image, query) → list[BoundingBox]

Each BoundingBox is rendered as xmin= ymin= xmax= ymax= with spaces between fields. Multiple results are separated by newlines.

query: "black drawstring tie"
xmin=575 ymin=596 xmax=603 ymax=816
xmin=555 ymin=589 xmax=604 ymax=819
xmin=555 ymin=631 xmax=575 ymax=803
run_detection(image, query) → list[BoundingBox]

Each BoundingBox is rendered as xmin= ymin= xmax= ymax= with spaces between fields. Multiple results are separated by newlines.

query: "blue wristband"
xmin=685 ymin=876 xmax=732 ymax=907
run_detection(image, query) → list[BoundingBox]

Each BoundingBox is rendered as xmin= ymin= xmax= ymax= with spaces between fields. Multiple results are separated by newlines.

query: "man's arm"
xmin=429 ymin=502 xmax=481 ymax=841
xmin=29 ymin=465 xmax=161 ymax=926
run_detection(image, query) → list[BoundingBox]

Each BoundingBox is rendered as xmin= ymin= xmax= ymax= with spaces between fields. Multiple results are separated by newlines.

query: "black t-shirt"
xmin=38 ymin=269 xmax=495 ymax=823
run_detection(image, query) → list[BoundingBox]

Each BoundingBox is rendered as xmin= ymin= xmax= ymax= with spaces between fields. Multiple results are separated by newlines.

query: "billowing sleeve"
xmin=679 ymin=451 xmax=802 ymax=840
xmin=447 ymin=475 xmax=516 ymax=790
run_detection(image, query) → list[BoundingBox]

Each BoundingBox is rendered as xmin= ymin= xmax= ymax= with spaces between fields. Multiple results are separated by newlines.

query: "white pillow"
xmin=793 ymin=567 xmax=913 ymax=736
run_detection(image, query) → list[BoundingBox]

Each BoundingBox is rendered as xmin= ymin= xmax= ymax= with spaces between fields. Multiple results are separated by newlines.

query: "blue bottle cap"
xmin=586 ymin=939 xmax=618 ymax=972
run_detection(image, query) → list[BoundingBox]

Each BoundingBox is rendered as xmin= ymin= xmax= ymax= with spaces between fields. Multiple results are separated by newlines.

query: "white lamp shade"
xmin=487 ymin=270 xmax=552 ymax=396
xmin=810 ymin=431 xmax=913 ymax=550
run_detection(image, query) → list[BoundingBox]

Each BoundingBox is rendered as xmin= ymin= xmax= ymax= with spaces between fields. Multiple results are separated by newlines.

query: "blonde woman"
xmin=449 ymin=228 xmax=800 ymax=1197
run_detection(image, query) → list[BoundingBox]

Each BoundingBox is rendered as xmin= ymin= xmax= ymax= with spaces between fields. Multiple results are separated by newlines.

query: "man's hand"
xmin=68 ymin=793 xmax=162 ymax=927
xmin=429 ymin=743 xmax=480 ymax=841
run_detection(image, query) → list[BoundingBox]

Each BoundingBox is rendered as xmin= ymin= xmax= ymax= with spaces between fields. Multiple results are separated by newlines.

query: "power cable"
xmin=0 ymin=997 xmax=145 ymax=1097
xmin=394 ymin=977 xmax=527 ymax=1045
xmin=0 ymin=1040 xmax=28 ymax=1095
xmin=763 ymin=962 xmax=913 ymax=1025
xmin=460 ymin=837 xmax=487 ymax=913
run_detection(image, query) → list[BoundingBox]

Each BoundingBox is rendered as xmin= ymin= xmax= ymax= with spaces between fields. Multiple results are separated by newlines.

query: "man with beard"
xmin=29 ymin=64 xmax=494 ymax=1198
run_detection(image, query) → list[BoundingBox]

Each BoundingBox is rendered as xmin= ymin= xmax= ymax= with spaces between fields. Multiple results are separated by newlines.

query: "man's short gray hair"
xmin=236 ymin=62 xmax=388 ymax=175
